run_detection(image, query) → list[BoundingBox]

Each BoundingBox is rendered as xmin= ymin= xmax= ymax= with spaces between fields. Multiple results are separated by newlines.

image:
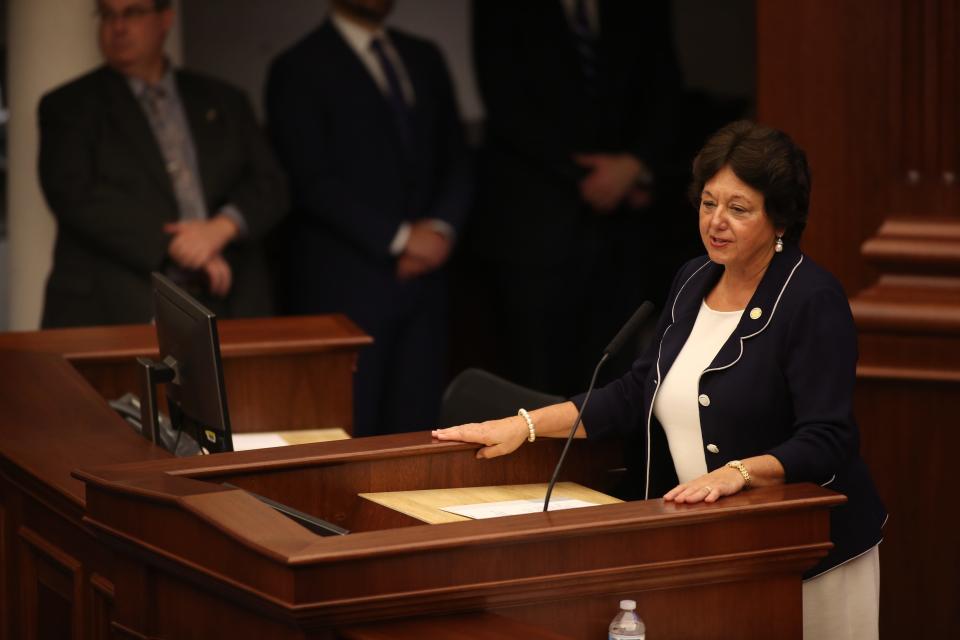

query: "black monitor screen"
xmin=152 ymin=273 xmax=233 ymax=453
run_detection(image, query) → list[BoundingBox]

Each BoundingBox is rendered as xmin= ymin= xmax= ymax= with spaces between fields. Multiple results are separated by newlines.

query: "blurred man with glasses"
xmin=37 ymin=0 xmax=287 ymax=327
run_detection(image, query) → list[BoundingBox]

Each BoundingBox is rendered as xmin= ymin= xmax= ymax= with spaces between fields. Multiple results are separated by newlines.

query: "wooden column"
xmin=758 ymin=1 xmax=960 ymax=637
xmin=849 ymin=2 xmax=960 ymax=637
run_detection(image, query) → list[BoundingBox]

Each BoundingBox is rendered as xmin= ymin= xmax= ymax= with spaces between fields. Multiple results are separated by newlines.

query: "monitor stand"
xmin=136 ymin=356 xmax=176 ymax=446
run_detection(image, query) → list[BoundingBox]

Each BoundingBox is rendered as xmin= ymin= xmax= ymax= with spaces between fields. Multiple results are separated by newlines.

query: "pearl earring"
xmin=775 ymin=235 xmax=784 ymax=253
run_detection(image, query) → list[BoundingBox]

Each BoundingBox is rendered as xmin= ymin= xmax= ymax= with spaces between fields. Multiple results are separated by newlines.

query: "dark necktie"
xmin=572 ymin=0 xmax=599 ymax=98
xmin=370 ymin=37 xmax=414 ymax=148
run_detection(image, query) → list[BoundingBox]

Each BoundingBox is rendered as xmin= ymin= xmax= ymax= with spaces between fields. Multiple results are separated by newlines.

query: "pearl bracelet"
xmin=518 ymin=408 xmax=536 ymax=443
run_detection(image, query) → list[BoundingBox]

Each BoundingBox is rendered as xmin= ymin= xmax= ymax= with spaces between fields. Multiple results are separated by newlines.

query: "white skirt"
xmin=802 ymin=545 xmax=880 ymax=640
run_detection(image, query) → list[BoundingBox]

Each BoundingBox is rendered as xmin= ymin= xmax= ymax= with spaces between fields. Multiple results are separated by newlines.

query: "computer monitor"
xmin=138 ymin=272 xmax=233 ymax=454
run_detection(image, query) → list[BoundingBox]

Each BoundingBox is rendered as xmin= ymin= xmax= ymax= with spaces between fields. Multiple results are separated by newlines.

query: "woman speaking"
xmin=433 ymin=121 xmax=886 ymax=639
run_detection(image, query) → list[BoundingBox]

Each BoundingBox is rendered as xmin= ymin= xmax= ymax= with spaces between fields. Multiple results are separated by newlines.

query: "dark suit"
xmin=575 ymin=244 xmax=887 ymax=577
xmin=38 ymin=66 xmax=287 ymax=328
xmin=266 ymin=21 xmax=471 ymax=436
xmin=471 ymin=1 xmax=689 ymax=395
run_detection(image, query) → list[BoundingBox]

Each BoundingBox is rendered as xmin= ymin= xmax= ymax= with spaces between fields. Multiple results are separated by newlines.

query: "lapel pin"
xmin=749 ymin=307 xmax=762 ymax=320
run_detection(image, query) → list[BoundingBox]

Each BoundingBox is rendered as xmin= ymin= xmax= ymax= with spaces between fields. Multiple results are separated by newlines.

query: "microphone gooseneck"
xmin=542 ymin=301 xmax=655 ymax=512
xmin=542 ymin=352 xmax=608 ymax=511
xmin=604 ymin=301 xmax=655 ymax=357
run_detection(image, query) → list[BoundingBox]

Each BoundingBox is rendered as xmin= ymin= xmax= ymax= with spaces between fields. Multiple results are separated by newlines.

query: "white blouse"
xmin=653 ymin=300 xmax=743 ymax=483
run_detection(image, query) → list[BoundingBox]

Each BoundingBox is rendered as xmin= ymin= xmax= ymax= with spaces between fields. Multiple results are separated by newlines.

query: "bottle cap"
xmin=620 ymin=599 xmax=636 ymax=611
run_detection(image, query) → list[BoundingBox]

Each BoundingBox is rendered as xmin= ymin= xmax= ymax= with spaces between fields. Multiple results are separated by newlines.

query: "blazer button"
xmin=706 ymin=443 xmax=720 ymax=454
xmin=698 ymin=394 xmax=711 ymax=407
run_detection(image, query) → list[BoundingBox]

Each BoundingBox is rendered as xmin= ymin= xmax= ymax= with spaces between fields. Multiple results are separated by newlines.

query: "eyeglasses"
xmin=95 ymin=5 xmax=159 ymax=24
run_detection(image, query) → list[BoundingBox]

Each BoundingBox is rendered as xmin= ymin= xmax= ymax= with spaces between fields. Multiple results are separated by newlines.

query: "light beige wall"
xmin=5 ymin=0 xmax=183 ymax=330
xmin=7 ymin=0 xmax=99 ymax=329
xmin=180 ymin=0 xmax=482 ymax=121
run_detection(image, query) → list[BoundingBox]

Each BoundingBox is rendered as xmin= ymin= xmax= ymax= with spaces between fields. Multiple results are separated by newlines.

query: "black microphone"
xmin=543 ymin=301 xmax=655 ymax=512
xmin=603 ymin=300 xmax=656 ymax=357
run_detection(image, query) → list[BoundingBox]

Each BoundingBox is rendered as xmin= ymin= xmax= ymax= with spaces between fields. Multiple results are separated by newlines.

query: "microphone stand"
xmin=542 ymin=300 xmax=654 ymax=512
xmin=542 ymin=352 xmax=609 ymax=511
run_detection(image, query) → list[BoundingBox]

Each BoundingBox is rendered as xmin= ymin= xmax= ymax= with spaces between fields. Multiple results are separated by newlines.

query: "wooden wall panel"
xmin=89 ymin=574 xmax=115 ymax=640
xmin=0 ymin=503 xmax=6 ymax=640
xmin=0 ymin=315 xmax=370 ymax=435
xmin=759 ymin=1 xmax=960 ymax=637
xmin=18 ymin=526 xmax=84 ymax=639
xmin=887 ymin=0 xmax=960 ymax=216
xmin=0 ymin=318 xmax=370 ymax=638
xmin=855 ymin=378 xmax=959 ymax=636
xmin=757 ymin=0 xmax=889 ymax=294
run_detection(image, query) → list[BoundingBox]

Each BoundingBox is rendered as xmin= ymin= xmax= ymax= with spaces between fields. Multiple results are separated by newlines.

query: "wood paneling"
xmin=80 ymin=448 xmax=836 ymax=639
xmin=854 ymin=283 xmax=960 ymax=636
xmin=854 ymin=378 xmax=959 ymax=636
xmin=0 ymin=316 xmax=367 ymax=639
xmin=757 ymin=0 xmax=890 ymax=294
xmin=18 ymin=526 xmax=83 ymax=639
xmin=339 ymin=612 xmax=576 ymax=640
xmin=887 ymin=0 xmax=960 ymax=216
xmin=89 ymin=574 xmax=114 ymax=640
xmin=759 ymin=1 xmax=960 ymax=637
xmin=220 ymin=351 xmax=356 ymax=432
xmin=0 ymin=314 xmax=371 ymax=433
xmin=0 ymin=503 xmax=6 ymax=640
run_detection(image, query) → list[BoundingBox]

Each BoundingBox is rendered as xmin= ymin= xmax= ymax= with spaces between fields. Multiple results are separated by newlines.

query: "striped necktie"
xmin=571 ymin=0 xmax=598 ymax=98
xmin=141 ymin=85 xmax=206 ymax=222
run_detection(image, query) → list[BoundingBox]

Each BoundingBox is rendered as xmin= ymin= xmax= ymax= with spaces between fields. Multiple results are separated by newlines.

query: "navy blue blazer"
xmin=266 ymin=20 xmax=471 ymax=312
xmin=575 ymin=244 xmax=886 ymax=577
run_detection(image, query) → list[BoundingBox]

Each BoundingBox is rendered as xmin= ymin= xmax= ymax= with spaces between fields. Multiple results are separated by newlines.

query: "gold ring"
xmin=702 ymin=486 xmax=712 ymax=493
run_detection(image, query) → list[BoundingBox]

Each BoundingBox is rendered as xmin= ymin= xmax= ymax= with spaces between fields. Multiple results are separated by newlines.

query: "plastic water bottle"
xmin=609 ymin=599 xmax=646 ymax=639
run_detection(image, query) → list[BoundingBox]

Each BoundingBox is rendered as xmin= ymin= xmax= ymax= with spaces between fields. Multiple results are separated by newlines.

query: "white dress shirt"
xmin=331 ymin=11 xmax=416 ymax=105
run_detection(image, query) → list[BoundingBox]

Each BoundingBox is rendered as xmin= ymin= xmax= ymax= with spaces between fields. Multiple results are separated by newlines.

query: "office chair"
xmin=438 ymin=368 xmax=565 ymax=428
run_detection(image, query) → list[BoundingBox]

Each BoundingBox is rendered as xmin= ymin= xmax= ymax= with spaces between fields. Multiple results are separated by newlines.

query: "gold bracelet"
xmin=726 ymin=460 xmax=751 ymax=487
xmin=518 ymin=408 xmax=536 ymax=443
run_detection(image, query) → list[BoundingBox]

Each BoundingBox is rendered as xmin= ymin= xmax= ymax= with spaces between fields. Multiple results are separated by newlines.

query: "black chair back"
xmin=439 ymin=368 xmax=565 ymax=428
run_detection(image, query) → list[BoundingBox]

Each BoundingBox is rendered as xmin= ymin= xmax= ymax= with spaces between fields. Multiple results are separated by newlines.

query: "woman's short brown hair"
xmin=689 ymin=120 xmax=811 ymax=244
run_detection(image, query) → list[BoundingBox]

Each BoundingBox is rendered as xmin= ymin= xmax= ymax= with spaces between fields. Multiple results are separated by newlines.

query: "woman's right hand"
xmin=431 ymin=416 xmax=529 ymax=459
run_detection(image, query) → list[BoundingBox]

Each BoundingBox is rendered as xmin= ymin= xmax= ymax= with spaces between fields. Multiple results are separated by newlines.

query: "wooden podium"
xmin=0 ymin=318 xmax=843 ymax=639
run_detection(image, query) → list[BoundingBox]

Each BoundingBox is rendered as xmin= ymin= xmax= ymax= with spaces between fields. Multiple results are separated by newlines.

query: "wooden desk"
xmin=0 ymin=314 xmax=371 ymax=433
xmin=339 ymin=612 xmax=577 ymax=639
xmin=0 ymin=320 xmax=844 ymax=639
xmin=76 ymin=444 xmax=840 ymax=639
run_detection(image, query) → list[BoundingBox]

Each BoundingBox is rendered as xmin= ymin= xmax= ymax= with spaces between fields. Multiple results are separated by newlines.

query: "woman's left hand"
xmin=663 ymin=466 xmax=746 ymax=504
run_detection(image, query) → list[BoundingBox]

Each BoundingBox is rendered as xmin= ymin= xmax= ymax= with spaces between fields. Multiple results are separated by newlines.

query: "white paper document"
xmin=231 ymin=429 xmax=350 ymax=451
xmin=440 ymin=498 xmax=599 ymax=520
xmin=231 ymin=433 xmax=289 ymax=451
